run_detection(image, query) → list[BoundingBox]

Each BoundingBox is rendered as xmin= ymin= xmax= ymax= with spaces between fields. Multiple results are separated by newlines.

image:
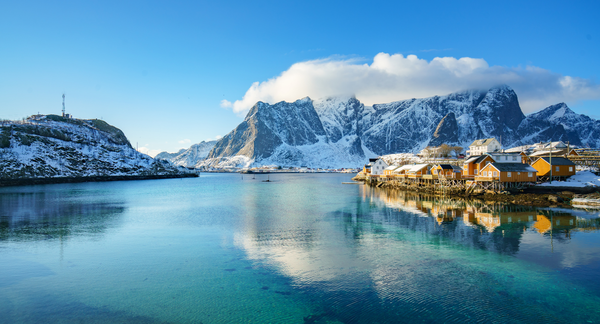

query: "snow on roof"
xmin=469 ymin=138 xmax=497 ymax=147
xmin=529 ymin=149 xmax=568 ymax=157
xmin=504 ymin=145 xmax=533 ymax=153
xmin=464 ymin=156 xmax=479 ymax=164
xmin=394 ymin=165 xmax=413 ymax=172
xmin=384 ymin=165 xmax=401 ymax=171
xmin=406 ymin=164 xmax=429 ymax=173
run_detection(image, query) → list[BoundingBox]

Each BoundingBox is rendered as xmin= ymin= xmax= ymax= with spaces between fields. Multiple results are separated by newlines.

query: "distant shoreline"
xmin=0 ymin=173 xmax=198 ymax=187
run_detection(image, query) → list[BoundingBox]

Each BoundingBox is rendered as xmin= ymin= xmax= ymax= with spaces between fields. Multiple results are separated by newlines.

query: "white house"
xmin=371 ymin=158 xmax=389 ymax=176
xmin=487 ymin=152 xmax=522 ymax=163
xmin=467 ymin=138 xmax=501 ymax=156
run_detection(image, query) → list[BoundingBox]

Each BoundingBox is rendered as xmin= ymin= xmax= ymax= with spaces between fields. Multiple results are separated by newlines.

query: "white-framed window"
xmin=475 ymin=170 xmax=478 ymax=175
xmin=512 ymin=156 xmax=517 ymax=161
xmin=483 ymin=171 xmax=487 ymax=177
xmin=555 ymin=166 xmax=560 ymax=172
xmin=493 ymin=171 xmax=498 ymax=177
xmin=507 ymin=172 xmax=512 ymax=177
xmin=528 ymin=172 xmax=533 ymax=177
xmin=569 ymin=166 xmax=573 ymax=172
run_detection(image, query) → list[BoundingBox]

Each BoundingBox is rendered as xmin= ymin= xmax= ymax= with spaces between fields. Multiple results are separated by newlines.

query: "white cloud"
xmin=178 ymin=139 xmax=192 ymax=144
xmin=225 ymin=53 xmax=600 ymax=114
xmin=220 ymin=99 xmax=233 ymax=108
xmin=205 ymin=135 xmax=222 ymax=142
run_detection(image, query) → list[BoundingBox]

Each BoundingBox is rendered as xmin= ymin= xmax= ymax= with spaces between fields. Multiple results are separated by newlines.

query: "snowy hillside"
xmin=0 ymin=115 xmax=184 ymax=179
xmin=155 ymin=140 xmax=217 ymax=168
xmin=204 ymin=85 xmax=600 ymax=169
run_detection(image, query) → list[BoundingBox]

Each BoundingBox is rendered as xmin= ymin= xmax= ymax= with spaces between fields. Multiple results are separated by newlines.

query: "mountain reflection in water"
xmin=0 ymin=188 xmax=126 ymax=242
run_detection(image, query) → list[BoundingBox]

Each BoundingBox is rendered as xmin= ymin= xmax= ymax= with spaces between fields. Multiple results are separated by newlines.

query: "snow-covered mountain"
xmin=202 ymin=85 xmax=600 ymax=168
xmin=155 ymin=140 xmax=217 ymax=168
xmin=0 ymin=115 xmax=183 ymax=179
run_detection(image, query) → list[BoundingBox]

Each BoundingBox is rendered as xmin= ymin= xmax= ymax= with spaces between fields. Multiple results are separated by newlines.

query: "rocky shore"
xmin=352 ymin=174 xmax=600 ymax=208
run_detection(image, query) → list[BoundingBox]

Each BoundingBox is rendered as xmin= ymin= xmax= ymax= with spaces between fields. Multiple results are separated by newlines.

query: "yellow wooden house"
xmin=476 ymin=162 xmax=537 ymax=183
xmin=530 ymin=157 xmax=576 ymax=180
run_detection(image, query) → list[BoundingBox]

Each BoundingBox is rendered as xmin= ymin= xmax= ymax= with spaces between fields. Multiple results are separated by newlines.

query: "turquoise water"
xmin=1 ymin=173 xmax=600 ymax=323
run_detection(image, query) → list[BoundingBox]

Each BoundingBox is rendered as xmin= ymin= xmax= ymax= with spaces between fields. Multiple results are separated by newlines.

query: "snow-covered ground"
xmin=537 ymin=171 xmax=600 ymax=188
xmin=0 ymin=116 xmax=183 ymax=178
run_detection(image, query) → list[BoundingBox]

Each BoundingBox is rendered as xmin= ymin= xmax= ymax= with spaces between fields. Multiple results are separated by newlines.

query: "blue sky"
xmin=1 ymin=0 xmax=599 ymax=155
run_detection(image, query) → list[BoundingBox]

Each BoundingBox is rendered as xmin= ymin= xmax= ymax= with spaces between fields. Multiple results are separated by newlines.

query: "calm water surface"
xmin=1 ymin=173 xmax=600 ymax=323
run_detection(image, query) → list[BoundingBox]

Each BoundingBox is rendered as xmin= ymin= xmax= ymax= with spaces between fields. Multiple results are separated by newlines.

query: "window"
xmin=512 ymin=156 xmax=517 ymax=161
xmin=569 ymin=166 xmax=573 ymax=172
xmin=475 ymin=170 xmax=478 ymax=175
xmin=555 ymin=166 xmax=560 ymax=172
xmin=528 ymin=172 xmax=533 ymax=177
xmin=507 ymin=172 xmax=512 ymax=177
xmin=482 ymin=171 xmax=487 ymax=177
xmin=493 ymin=171 xmax=498 ymax=177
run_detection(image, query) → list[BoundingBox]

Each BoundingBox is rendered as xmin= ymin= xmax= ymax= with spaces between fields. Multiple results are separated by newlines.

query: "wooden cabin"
xmin=476 ymin=162 xmax=537 ymax=182
xmin=462 ymin=155 xmax=495 ymax=178
xmin=431 ymin=164 xmax=463 ymax=179
xmin=392 ymin=165 xmax=413 ymax=178
xmin=383 ymin=165 xmax=401 ymax=177
xmin=530 ymin=157 xmax=576 ymax=180
xmin=405 ymin=164 xmax=429 ymax=178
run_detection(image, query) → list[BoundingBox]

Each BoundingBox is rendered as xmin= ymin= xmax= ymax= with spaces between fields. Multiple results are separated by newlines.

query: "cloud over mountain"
xmin=224 ymin=53 xmax=600 ymax=114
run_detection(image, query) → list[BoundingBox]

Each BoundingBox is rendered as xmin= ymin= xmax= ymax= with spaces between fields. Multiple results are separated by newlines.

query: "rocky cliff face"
xmin=203 ymin=86 xmax=599 ymax=168
xmin=0 ymin=115 xmax=182 ymax=179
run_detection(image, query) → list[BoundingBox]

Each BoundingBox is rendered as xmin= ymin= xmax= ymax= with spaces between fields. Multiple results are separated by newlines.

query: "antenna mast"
xmin=62 ymin=93 xmax=66 ymax=117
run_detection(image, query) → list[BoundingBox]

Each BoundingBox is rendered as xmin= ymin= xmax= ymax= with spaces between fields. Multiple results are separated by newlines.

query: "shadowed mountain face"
xmin=204 ymin=86 xmax=599 ymax=168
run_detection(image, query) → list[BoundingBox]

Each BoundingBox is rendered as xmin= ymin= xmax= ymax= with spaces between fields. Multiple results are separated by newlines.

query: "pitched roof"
xmin=384 ymin=165 xmax=401 ymax=171
xmin=464 ymin=156 xmax=480 ymax=164
xmin=486 ymin=163 xmax=537 ymax=173
xmin=436 ymin=164 xmax=462 ymax=171
xmin=394 ymin=165 xmax=413 ymax=173
xmin=406 ymin=164 xmax=429 ymax=173
xmin=469 ymin=138 xmax=497 ymax=147
xmin=535 ymin=157 xmax=575 ymax=166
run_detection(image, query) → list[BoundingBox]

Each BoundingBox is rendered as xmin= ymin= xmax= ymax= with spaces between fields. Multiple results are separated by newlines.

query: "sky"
xmin=1 ymin=0 xmax=599 ymax=156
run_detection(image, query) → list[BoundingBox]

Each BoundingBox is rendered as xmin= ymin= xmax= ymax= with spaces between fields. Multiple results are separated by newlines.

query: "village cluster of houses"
xmin=363 ymin=138 xmax=578 ymax=189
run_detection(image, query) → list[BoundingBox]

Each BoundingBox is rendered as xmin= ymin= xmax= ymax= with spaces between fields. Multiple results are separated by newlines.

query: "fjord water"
xmin=1 ymin=174 xmax=600 ymax=323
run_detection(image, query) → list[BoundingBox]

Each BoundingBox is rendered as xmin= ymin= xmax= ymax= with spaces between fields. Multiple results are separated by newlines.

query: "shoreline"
xmin=0 ymin=173 xmax=198 ymax=187
xmin=353 ymin=176 xmax=599 ymax=208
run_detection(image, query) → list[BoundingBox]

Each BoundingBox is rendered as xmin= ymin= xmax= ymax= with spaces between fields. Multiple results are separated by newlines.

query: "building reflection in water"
xmin=360 ymin=185 xmax=596 ymax=240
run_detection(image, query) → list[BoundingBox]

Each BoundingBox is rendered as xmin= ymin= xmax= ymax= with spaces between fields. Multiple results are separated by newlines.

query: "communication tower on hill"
xmin=62 ymin=93 xmax=66 ymax=117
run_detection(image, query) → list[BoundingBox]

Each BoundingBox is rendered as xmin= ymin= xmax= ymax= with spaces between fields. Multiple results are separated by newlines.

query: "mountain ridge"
xmin=198 ymin=86 xmax=600 ymax=168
